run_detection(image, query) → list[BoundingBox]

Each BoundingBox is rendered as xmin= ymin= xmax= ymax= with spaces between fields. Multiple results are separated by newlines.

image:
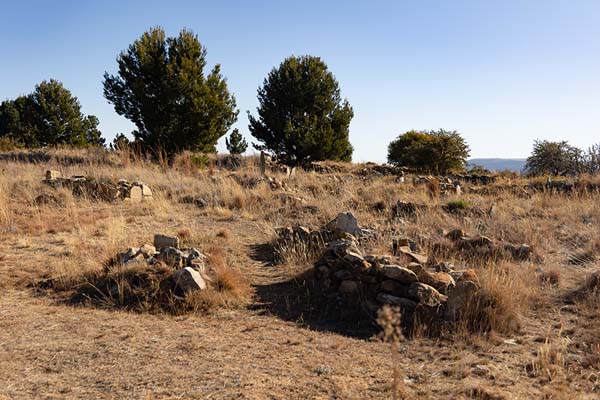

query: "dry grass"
xmin=1 ymin=148 xmax=600 ymax=398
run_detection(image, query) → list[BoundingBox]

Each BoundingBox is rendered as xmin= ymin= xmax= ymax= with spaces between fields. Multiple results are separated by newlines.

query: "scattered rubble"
xmin=43 ymin=170 xmax=152 ymax=202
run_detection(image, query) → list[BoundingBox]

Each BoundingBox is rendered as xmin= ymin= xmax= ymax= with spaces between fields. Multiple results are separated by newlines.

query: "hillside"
xmin=1 ymin=149 xmax=599 ymax=399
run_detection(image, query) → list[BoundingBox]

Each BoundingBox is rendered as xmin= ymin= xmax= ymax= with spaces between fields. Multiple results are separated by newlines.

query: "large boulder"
xmin=173 ymin=267 xmax=207 ymax=293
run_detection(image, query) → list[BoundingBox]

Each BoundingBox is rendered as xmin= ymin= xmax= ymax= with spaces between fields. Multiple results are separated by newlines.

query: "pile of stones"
xmin=442 ymin=229 xmax=534 ymax=262
xmin=313 ymin=231 xmax=482 ymax=326
xmin=274 ymin=212 xmax=375 ymax=260
xmin=116 ymin=233 xmax=209 ymax=296
xmin=44 ymin=170 xmax=152 ymax=202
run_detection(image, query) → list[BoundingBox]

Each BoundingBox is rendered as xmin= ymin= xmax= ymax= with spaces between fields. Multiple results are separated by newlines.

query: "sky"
xmin=1 ymin=0 xmax=599 ymax=162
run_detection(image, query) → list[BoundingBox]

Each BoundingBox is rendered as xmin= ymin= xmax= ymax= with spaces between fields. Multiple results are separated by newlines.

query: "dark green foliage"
xmin=225 ymin=128 xmax=248 ymax=155
xmin=248 ymin=55 xmax=354 ymax=166
xmin=103 ymin=27 xmax=238 ymax=156
xmin=524 ymin=140 xmax=585 ymax=176
xmin=387 ymin=129 xmax=470 ymax=174
xmin=111 ymin=133 xmax=131 ymax=150
xmin=0 ymin=80 xmax=102 ymax=147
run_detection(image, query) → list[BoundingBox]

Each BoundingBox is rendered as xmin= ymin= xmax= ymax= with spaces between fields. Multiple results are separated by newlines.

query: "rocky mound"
xmin=43 ymin=170 xmax=152 ymax=202
xmin=70 ymin=234 xmax=246 ymax=314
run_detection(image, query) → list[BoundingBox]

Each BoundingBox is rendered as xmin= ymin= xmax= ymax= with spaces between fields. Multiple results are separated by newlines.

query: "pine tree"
xmin=248 ymin=55 xmax=353 ymax=166
xmin=103 ymin=27 xmax=238 ymax=156
xmin=225 ymin=128 xmax=248 ymax=154
xmin=0 ymin=79 xmax=103 ymax=147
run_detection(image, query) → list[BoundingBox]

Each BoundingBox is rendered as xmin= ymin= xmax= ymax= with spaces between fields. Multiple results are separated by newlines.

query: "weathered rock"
xmin=45 ymin=170 xmax=61 ymax=180
xmin=139 ymin=244 xmax=157 ymax=257
xmin=160 ymin=247 xmax=186 ymax=268
xmin=129 ymin=186 xmax=143 ymax=202
xmin=445 ymin=280 xmax=479 ymax=321
xmin=140 ymin=184 xmax=152 ymax=197
xmin=394 ymin=246 xmax=428 ymax=265
xmin=326 ymin=238 xmax=361 ymax=258
xmin=326 ymin=212 xmax=363 ymax=237
xmin=46 ymin=169 xmax=60 ymax=181
xmin=173 ymin=267 xmax=207 ymax=293
xmin=154 ymin=234 xmax=179 ymax=250
xmin=339 ymin=280 xmax=360 ymax=294
xmin=393 ymin=238 xmax=420 ymax=253
xmin=418 ymin=271 xmax=455 ymax=295
xmin=407 ymin=282 xmax=447 ymax=307
xmin=376 ymin=293 xmax=418 ymax=310
xmin=382 ymin=265 xmax=418 ymax=284
xmin=342 ymin=251 xmax=370 ymax=268
xmin=379 ymin=280 xmax=410 ymax=297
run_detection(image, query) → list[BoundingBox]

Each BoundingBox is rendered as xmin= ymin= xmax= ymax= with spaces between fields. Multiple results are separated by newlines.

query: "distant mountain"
xmin=468 ymin=158 xmax=526 ymax=173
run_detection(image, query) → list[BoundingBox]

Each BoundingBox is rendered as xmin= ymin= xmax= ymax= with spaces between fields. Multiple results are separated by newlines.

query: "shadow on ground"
xmin=249 ymin=242 xmax=377 ymax=340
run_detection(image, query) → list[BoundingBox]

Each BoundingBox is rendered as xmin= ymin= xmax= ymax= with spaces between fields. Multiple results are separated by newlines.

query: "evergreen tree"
xmin=103 ymin=27 xmax=238 ymax=156
xmin=0 ymin=79 xmax=103 ymax=147
xmin=225 ymin=128 xmax=248 ymax=154
xmin=248 ymin=55 xmax=353 ymax=166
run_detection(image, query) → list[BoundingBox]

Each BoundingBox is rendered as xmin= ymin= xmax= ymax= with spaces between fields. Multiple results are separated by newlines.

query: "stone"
xmin=129 ymin=186 xmax=143 ymax=202
xmin=45 ymin=170 xmax=61 ymax=180
xmin=121 ymin=247 xmax=140 ymax=263
xmin=376 ymin=293 xmax=418 ymax=310
xmin=418 ymin=271 xmax=455 ymax=295
xmin=339 ymin=280 xmax=359 ymax=294
xmin=173 ymin=267 xmax=207 ymax=293
xmin=160 ymin=247 xmax=186 ymax=268
xmin=406 ymin=262 xmax=424 ymax=274
xmin=395 ymin=246 xmax=428 ymax=265
xmin=139 ymin=244 xmax=157 ymax=257
xmin=140 ymin=184 xmax=152 ymax=197
xmin=407 ymin=282 xmax=447 ymax=307
xmin=393 ymin=238 xmax=420 ymax=253
xmin=326 ymin=212 xmax=363 ymax=237
xmin=458 ymin=269 xmax=480 ymax=284
xmin=154 ymin=234 xmax=179 ymax=250
xmin=445 ymin=280 xmax=479 ymax=321
xmin=343 ymin=251 xmax=369 ymax=268
xmin=379 ymin=280 xmax=410 ymax=297
xmin=326 ymin=238 xmax=361 ymax=258
xmin=382 ymin=265 xmax=418 ymax=284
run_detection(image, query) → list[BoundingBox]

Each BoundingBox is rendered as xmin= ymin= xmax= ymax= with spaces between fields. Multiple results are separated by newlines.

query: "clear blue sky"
xmin=1 ymin=0 xmax=599 ymax=162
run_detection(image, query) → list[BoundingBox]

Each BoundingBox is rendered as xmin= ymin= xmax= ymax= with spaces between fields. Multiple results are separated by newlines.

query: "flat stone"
xmin=140 ymin=184 xmax=152 ymax=197
xmin=382 ymin=264 xmax=418 ymax=284
xmin=154 ymin=234 xmax=179 ymax=250
xmin=129 ymin=186 xmax=143 ymax=202
xmin=173 ymin=267 xmax=207 ymax=293
xmin=395 ymin=246 xmax=428 ymax=265
xmin=45 ymin=170 xmax=61 ymax=180
xmin=418 ymin=271 xmax=455 ymax=295
xmin=407 ymin=282 xmax=447 ymax=307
